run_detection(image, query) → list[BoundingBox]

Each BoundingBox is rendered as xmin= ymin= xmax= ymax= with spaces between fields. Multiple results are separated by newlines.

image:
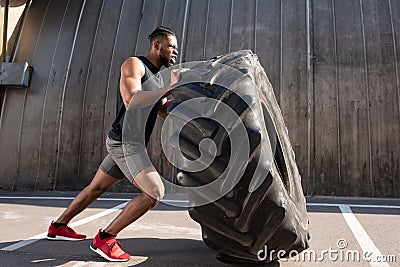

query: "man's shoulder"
xmin=123 ymin=56 xmax=143 ymax=65
xmin=121 ymin=57 xmax=145 ymax=75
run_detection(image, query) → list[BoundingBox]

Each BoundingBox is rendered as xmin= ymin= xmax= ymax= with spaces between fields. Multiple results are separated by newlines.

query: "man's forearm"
xmin=127 ymin=86 xmax=170 ymax=110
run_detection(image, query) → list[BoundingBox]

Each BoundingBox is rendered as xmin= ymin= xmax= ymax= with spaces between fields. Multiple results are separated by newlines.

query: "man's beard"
xmin=160 ymin=55 xmax=173 ymax=68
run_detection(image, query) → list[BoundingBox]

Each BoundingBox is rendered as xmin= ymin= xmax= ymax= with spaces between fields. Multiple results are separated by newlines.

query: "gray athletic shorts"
xmin=99 ymin=136 xmax=153 ymax=182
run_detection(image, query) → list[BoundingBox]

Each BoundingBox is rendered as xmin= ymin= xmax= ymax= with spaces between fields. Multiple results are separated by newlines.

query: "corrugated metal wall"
xmin=0 ymin=0 xmax=399 ymax=197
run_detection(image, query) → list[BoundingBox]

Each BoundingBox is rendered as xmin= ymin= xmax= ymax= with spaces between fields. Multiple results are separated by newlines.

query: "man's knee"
xmin=133 ymin=167 xmax=165 ymax=204
xmin=87 ymin=180 xmax=110 ymax=197
xmin=151 ymin=182 xmax=165 ymax=202
xmin=86 ymin=169 xmax=118 ymax=197
xmin=142 ymin=183 xmax=165 ymax=208
xmin=87 ymin=185 xmax=106 ymax=197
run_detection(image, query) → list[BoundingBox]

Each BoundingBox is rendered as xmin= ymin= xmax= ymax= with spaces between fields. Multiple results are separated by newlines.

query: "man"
xmin=47 ymin=26 xmax=180 ymax=262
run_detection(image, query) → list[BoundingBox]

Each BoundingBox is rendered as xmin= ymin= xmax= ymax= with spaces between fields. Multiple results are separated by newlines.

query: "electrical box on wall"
xmin=0 ymin=62 xmax=33 ymax=88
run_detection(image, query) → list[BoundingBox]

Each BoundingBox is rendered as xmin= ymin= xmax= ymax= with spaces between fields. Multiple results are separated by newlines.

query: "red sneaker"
xmin=90 ymin=229 xmax=130 ymax=262
xmin=47 ymin=221 xmax=86 ymax=241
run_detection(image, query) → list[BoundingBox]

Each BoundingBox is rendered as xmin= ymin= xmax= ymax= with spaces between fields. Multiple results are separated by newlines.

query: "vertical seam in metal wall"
xmin=228 ymin=0 xmax=233 ymax=53
xmin=102 ymin=0 xmax=124 ymax=159
xmin=359 ymin=0 xmax=374 ymax=196
xmin=134 ymin=0 xmax=146 ymax=56
xmin=161 ymin=0 xmax=167 ymax=25
xmin=76 ymin=0 xmax=105 ymax=187
xmin=388 ymin=0 xmax=400 ymax=157
xmin=254 ymin=0 xmax=258 ymax=53
xmin=306 ymin=0 xmax=314 ymax=195
xmin=54 ymin=0 xmax=87 ymax=190
xmin=279 ymin=0 xmax=283 ymax=106
xmin=203 ymin=0 xmax=210 ymax=59
xmin=179 ymin=0 xmax=190 ymax=64
xmin=35 ymin=0 xmax=72 ymax=190
xmin=0 ymin=2 xmax=31 ymax=132
xmin=332 ymin=0 xmax=342 ymax=195
xmin=141 ymin=0 xmax=145 ymax=16
xmin=0 ymin=83 xmax=7 ymax=131
xmin=16 ymin=0 xmax=52 ymax=181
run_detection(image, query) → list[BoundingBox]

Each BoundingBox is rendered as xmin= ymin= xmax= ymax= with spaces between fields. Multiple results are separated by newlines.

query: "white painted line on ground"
xmin=339 ymin=205 xmax=390 ymax=267
xmin=1 ymin=196 xmax=400 ymax=209
xmin=0 ymin=196 xmax=128 ymax=201
xmin=306 ymin=203 xmax=400 ymax=209
xmin=0 ymin=232 xmax=47 ymax=252
xmin=0 ymin=196 xmax=189 ymax=205
xmin=68 ymin=202 xmax=127 ymax=228
xmin=0 ymin=202 xmax=128 ymax=252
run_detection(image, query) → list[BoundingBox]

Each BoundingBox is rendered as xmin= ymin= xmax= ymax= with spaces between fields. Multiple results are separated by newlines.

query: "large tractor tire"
xmin=167 ymin=50 xmax=310 ymax=264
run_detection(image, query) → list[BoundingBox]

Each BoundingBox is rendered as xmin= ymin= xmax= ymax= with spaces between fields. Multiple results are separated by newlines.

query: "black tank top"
xmin=108 ymin=56 xmax=163 ymax=144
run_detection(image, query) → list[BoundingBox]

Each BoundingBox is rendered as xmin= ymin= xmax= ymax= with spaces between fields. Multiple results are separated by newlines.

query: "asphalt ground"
xmin=0 ymin=191 xmax=399 ymax=267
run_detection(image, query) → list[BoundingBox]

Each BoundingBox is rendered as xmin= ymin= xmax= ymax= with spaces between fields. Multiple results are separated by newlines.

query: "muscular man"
xmin=47 ymin=26 xmax=180 ymax=262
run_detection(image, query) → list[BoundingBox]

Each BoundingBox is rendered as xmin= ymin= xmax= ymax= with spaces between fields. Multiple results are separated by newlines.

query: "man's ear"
xmin=153 ymin=40 xmax=161 ymax=50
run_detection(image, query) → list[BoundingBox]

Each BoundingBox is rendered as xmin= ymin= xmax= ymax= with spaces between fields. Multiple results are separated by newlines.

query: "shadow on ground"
xmin=0 ymin=237 xmax=280 ymax=267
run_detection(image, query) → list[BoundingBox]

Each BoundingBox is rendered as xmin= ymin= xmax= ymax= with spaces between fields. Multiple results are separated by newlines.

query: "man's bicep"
xmin=121 ymin=58 xmax=143 ymax=91
xmin=120 ymin=58 xmax=144 ymax=106
xmin=122 ymin=75 xmax=142 ymax=92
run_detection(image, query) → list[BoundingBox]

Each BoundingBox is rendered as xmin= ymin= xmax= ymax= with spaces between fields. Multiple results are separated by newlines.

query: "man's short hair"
xmin=148 ymin=26 xmax=176 ymax=44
